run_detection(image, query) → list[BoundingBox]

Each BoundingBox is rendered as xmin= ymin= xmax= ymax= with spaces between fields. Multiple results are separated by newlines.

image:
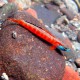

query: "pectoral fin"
xmin=49 ymin=46 xmax=57 ymax=50
xmin=57 ymin=46 xmax=71 ymax=52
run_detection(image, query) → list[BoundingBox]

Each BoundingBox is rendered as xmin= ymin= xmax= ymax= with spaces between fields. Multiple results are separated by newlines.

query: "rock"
xmin=0 ymin=11 xmax=65 ymax=80
xmin=60 ymin=7 xmax=76 ymax=20
xmin=56 ymin=16 xmax=69 ymax=25
xmin=32 ymin=0 xmax=62 ymax=5
xmin=0 ymin=3 xmax=18 ymax=22
xmin=0 ymin=0 xmax=8 ymax=7
xmin=62 ymin=66 xmax=80 ymax=80
xmin=72 ymin=42 xmax=80 ymax=51
xmin=26 ymin=8 xmax=38 ymax=18
xmin=7 ymin=0 xmax=31 ymax=9
xmin=75 ymin=58 xmax=80 ymax=67
xmin=64 ymin=0 xmax=78 ymax=13
xmin=70 ymin=20 xmax=80 ymax=28
xmin=77 ymin=31 xmax=80 ymax=43
xmin=43 ymin=0 xmax=52 ymax=3
xmin=68 ymin=24 xmax=76 ymax=31
xmin=66 ymin=61 xmax=77 ymax=71
xmin=77 ymin=68 xmax=80 ymax=76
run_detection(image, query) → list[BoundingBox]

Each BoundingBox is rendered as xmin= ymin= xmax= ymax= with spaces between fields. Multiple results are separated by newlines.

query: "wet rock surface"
xmin=0 ymin=11 xmax=65 ymax=80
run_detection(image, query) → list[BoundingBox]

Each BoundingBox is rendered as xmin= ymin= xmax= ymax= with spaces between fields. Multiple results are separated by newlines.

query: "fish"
xmin=8 ymin=18 xmax=70 ymax=52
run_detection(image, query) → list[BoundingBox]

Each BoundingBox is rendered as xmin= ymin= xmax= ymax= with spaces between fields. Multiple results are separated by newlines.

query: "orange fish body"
xmin=9 ymin=18 xmax=71 ymax=52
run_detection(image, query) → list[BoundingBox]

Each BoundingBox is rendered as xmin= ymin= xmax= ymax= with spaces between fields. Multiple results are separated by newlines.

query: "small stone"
xmin=0 ymin=0 xmax=8 ymax=7
xmin=12 ymin=31 xmax=17 ymax=39
xmin=62 ymin=66 xmax=80 ymax=80
xmin=77 ymin=31 xmax=80 ymax=43
xmin=56 ymin=16 xmax=69 ymax=25
xmin=26 ymin=8 xmax=38 ymax=18
xmin=64 ymin=0 xmax=78 ymax=13
xmin=66 ymin=61 xmax=77 ymax=71
xmin=0 ymin=27 xmax=1 ymax=30
xmin=68 ymin=24 xmax=76 ymax=31
xmin=75 ymin=58 xmax=80 ymax=67
xmin=1 ymin=73 xmax=9 ymax=80
xmin=65 ymin=31 xmax=77 ymax=41
xmin=77 ymin=68 xmax=80 ymax=76
xmin=72 ymin=42 xmax=80 ymax=51
xmin=8 ymin=0 xmax=31 ymax=9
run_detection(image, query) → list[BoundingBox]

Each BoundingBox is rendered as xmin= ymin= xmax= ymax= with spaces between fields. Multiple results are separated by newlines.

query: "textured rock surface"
xmin=0 ymin=11 xmax=65 ymax=80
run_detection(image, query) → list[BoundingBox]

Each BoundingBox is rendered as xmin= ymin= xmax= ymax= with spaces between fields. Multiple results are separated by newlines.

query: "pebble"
xmin=72 ymin=42 xmax=80 ymax=51
xmin=12 ymin=31 xmax=17 ymax=39
xmin=75 ymin=58 xmax=80 ymax=67
xmin=77 ymin=31 xmax=80 ymax=43
xmin=68 ymin=24 xmax=76 ymax=31
xmin=1 ymin=73 xmax=9 ymax=80
xmin=0 ymin=0 xmax=8 ymax=7
xmin=65 ymin=31 xmax=77 ymax=41
xmin=66 ymin=61 xmax=77 ymax=71
xmin=70 ymin=21 xmax=80 ymax=28
xmin=0 ymin=3 xmax=18 ymax=21
xmin=77 ymin=68 xmax=80 ymax=76
xmin=64 ymin=0 xmax=78 ymax=13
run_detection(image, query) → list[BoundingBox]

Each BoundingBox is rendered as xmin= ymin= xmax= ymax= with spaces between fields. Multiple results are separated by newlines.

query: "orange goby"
xmin=8 ymin=18 xmax=69 ymax=51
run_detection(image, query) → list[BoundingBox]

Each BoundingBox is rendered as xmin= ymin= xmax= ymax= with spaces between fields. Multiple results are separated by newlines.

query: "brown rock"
xmin=0 ymin=11 xmax=65 ymax=80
